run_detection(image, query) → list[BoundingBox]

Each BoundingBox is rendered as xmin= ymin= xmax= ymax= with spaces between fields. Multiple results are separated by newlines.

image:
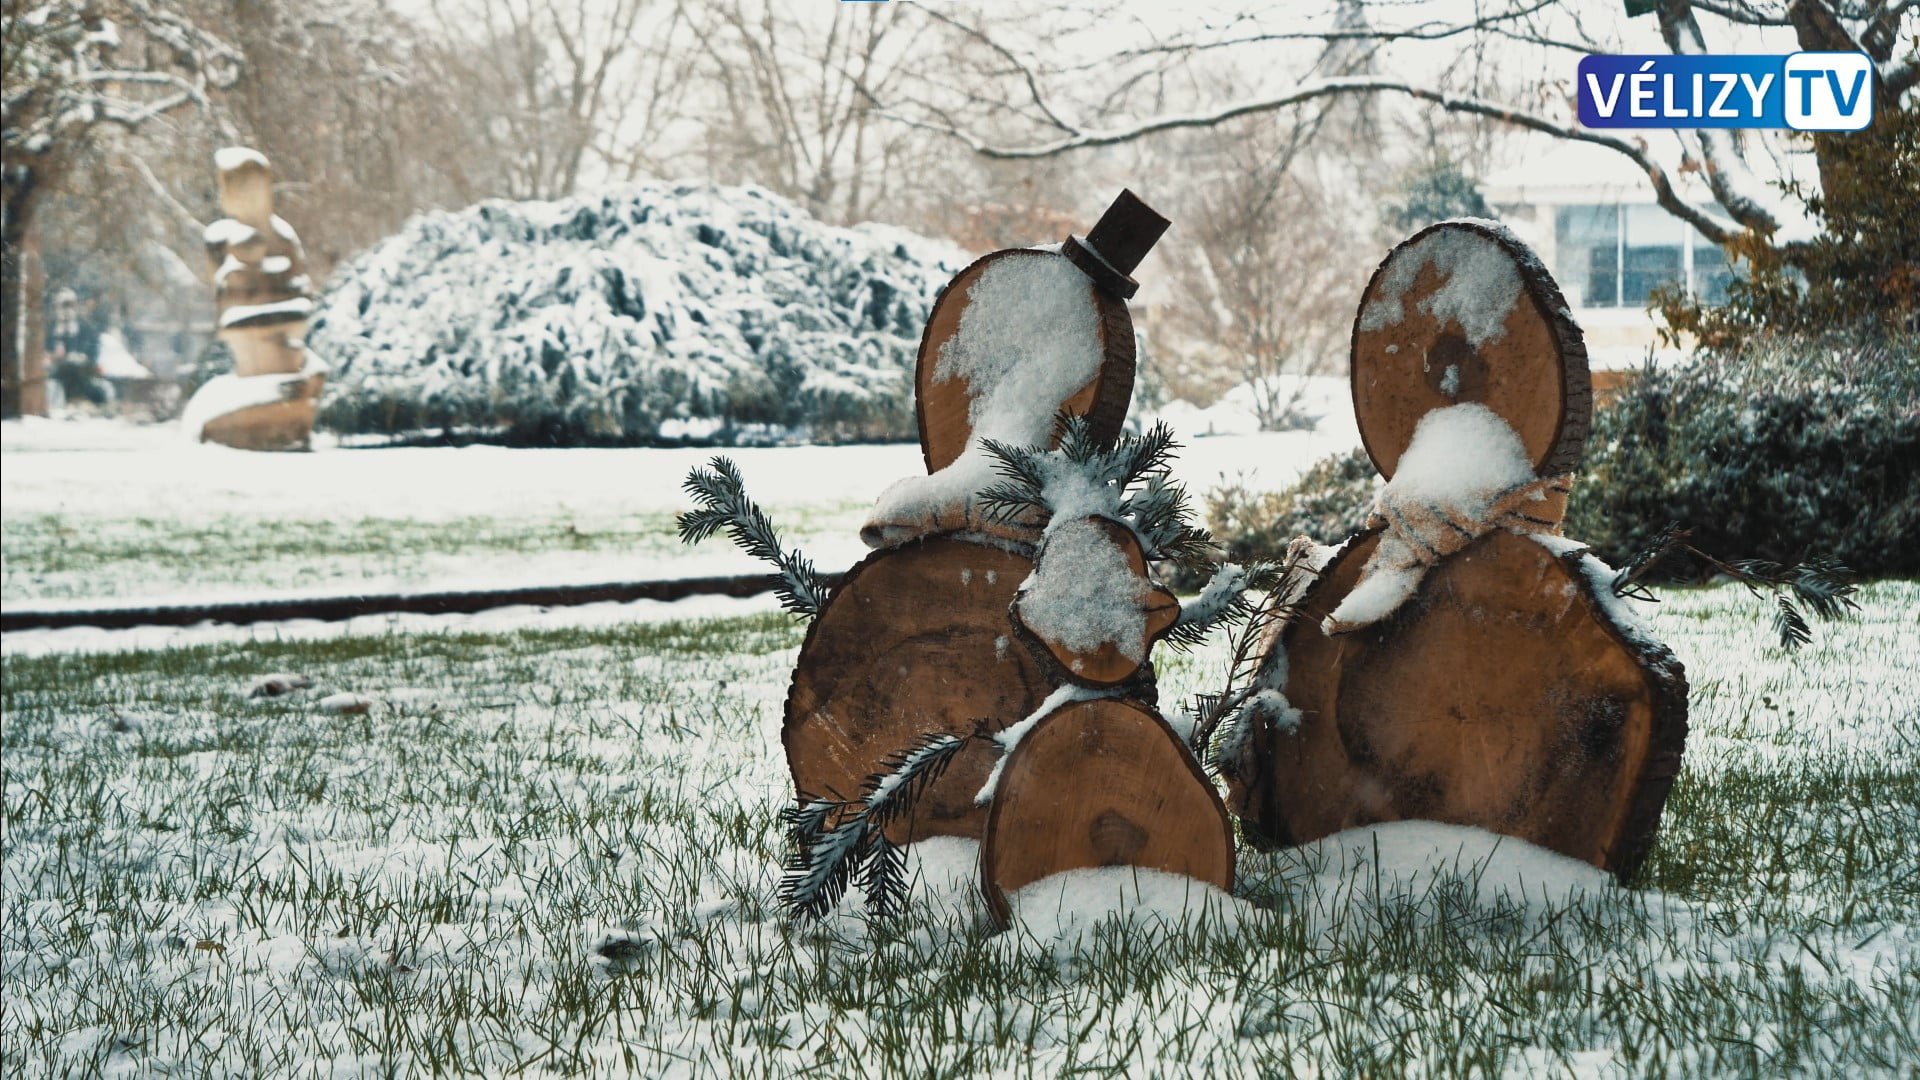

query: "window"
xmin=1693 ymin=242 xmax=1734 ymax=304
xmin=1555 ymin=204 xmax=1618 ymax=307
xmin=1554 ymin=203 xmax=1738 ymax=308
xmin=1622 ymin=204 xmax=1686 ymax=304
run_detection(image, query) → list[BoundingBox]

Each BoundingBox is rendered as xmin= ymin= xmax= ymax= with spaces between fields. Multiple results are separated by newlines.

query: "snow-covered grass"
xmin=1 ymin=407 xmax=1356 ymax=607
xmin=3 ymin=581 xmax=1915 ymax=1076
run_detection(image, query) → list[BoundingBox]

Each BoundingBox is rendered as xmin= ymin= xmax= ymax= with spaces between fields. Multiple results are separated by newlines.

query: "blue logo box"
xmin=1578 ymin=53 xmax=1873 ymax=131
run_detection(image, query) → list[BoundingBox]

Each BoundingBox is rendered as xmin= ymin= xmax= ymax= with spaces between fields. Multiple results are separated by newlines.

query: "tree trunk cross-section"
xmin=1230 ymin=528 xmax=1688 ymax=881
xmin=915 ymin=248 xmax=1137 ymax=473
xmin=1350 ymin=219 xmax=1592 ymax=482
xmin=785 ymin=535 xmax=1056 ymax=843
xmin=981 ymin=697 xmax=1235 ymax=926
xmin=1011 ymin=516 xmax=1180 ymax=688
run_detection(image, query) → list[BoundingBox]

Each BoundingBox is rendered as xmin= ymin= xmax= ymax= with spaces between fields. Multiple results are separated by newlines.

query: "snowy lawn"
xmin=1 ymin=403 xmax=1356 ymax=608
xmin=2 ymin=580 xmax=1914 ymax=1076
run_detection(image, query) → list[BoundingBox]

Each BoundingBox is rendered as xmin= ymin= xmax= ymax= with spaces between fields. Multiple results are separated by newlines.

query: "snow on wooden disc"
xmin=1351 ymin=220 xmax=1591 ymax=479
xmin=915 ymin=249 xmax=1136 ymax=474
xmin=1011 ymin=516 xmax=1179 ymax=687
xmin=784 ymin=536 xmax=1055 ymax=843
xmin=980 ymin=697 xmax=1234 ymax=927
xmin=1228 ymin=529 xmax=1687 ymax=881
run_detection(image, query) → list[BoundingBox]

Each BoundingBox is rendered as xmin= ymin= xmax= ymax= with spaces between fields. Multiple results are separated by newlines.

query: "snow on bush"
xmin=309 ymin=183 xmax=964 ymax=445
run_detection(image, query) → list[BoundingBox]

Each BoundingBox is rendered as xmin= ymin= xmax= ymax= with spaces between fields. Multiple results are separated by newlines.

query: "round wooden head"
xmin=1350 ymin=219 xmax=1591 ymax=479
xmin=914 ymin=249 xmax=1137 ymax=474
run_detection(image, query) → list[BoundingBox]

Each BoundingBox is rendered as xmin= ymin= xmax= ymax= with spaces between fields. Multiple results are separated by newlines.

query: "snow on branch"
xmin=1656 ymin=0 xmax=1811 ymax=238
xmin=978 ymin=413 xmax=1213 ymax=572
xmin=677 ymin=456 xmax=831 ymax=620
xmin=1183 ymin=539 xmax=1333 ymax=774
xmin=778 ymin=732 xmax=967 ymax=920
xmin=1609 ymin=523 xmax=1860 ymax=652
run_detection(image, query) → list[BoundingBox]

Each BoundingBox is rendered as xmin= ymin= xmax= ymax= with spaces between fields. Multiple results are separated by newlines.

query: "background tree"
xmin=881 ymin=0 xmax=1917 ymax=340
xmin=2 ymin=0 xmax=237 ymax=416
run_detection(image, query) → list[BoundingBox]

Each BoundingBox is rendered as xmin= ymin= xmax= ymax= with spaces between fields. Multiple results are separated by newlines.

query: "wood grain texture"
xmin=1350 ymin=220 xmax=1592 ymax=480
xmin=1011 ymin=517 xmax=1180 ymax=688
xmin=915 ymin=249 xmax=1136 ymax=473
xmin=1230 ymin=528 xmax=1687 ymax=881
xmin=981 ymin=697 xmax=1234 ymax=926
xmin=785 ymin=535 xmax=1055 ymax=843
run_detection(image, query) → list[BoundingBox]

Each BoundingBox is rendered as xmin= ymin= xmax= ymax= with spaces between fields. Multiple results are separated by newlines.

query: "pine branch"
xmin=1117 ymin=421 xmax=1180 ymax=488
xmin=1610 ymin=523 xmax=1858 ymax=651
xmin=860 ymin=833 xmax=910 ymax=919
xmin=1185 ymin=559 xmax=1314 ymax=760
xmin=677 ymin=456 xmax=829 ymax=620
xmin=861 ymin=733 xmax=965 ymax=831
xmin=1164 ymin=560 xmax=1289 ymax=650
xmin=776 ymin=732 xmax=967 ymax=922
xmin=1772 ymin=595 xmax=1813 ymax=651
xmin=777 ymin=813 xmax=868 ymax=922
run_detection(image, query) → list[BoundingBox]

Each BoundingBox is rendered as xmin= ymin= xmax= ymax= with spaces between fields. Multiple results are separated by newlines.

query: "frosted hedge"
xmin=309 ymin=183 xmax=962 ymax=445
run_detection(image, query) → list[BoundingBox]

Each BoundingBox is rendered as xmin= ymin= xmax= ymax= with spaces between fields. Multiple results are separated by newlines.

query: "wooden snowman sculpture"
xmin=185 ymin=147 xmax=325 ymax=451
xmin=1227 ymin=220 xmax=1689 ymax=880
xmin=785 ymin=192 xmax=1234 ymax=923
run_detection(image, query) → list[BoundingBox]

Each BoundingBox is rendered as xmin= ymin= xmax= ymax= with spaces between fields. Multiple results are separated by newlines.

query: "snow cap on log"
xmin=1061 ymin=189 xmax=1169 ymax=300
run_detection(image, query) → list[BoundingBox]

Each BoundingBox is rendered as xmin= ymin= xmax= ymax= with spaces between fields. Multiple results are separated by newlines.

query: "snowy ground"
xmin=1 ymin=386 xmax=1356 ymax=608
xmin=2 ymin=580 xmax=1915 ymax=1076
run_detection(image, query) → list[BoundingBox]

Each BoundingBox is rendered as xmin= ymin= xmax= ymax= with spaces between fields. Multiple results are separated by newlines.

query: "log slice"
xmin=981 ymin=697 xmax=1234 ymax=926
xmin=784 ymin=535 xmax=1055 ymax=843
xmin=1231 ymin=529 xmax=1687 ymax=880
xmin=1351 ymin=219 xmax=1592 ymax=481
xmin=915 ymin=249 xmax=1136 ymax=473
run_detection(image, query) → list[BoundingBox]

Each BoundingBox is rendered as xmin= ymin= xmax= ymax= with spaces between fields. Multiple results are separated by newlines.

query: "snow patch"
xmin=178 ymin=358 xmax=325 ymax=442
xmin=1325 ymin=403 xmax=1533 ymax=630
xmin=214 ymin=146 xmax=269 ymax=172
xmin=867 ymin=254 xmax=1100 ymax=534
xmin=1015 ymin=519 xmax=1149 ymax=668
xmin=1358 ymin=221 xmax=1523 ymax=348
xmin=203 ymin=218 xmax=257 ymax=247
xmin=316 ymin=692 xmax=374 ymax=715
xmin=976 ymin=683 xmax=1103 ymax=805
xmin=1002 ymin=866 xmax=1260 ymax=954
xmin=1286 ymin=820 xmax=1614 ymax=912
xmin=218 ymin=297 xmax=313 ymax=329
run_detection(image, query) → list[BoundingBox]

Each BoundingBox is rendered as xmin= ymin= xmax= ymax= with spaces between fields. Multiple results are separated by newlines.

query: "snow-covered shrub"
xmin=309 ymin=183 xmax=963 ymax=445
xmin=1201 ymin=448 xmax=1378 ymax=576
xmin=1568 ymin=335 xmax=1920 ymax=578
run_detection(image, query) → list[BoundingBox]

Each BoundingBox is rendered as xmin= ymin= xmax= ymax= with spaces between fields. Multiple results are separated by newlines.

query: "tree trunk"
xmin=1 ymin=166 xmax=46 ymax=418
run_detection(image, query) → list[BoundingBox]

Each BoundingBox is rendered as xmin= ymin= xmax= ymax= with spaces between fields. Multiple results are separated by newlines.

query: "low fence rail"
xmin=0 ymin=572 xmax=833 ymax=633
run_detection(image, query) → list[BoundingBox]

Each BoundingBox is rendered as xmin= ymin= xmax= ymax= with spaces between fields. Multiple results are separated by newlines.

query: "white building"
xmin=1481 ymin=141 xmax=1732 ymax=376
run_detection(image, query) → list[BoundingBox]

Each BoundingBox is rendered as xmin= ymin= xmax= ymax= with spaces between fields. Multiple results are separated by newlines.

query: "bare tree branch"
xmin=887 ymin=75 xmax=1743 ymax=244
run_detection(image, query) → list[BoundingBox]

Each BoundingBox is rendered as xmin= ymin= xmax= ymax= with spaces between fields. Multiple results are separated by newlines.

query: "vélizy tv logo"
xmin=1578 ymin=53 xmax=1873 ymax=131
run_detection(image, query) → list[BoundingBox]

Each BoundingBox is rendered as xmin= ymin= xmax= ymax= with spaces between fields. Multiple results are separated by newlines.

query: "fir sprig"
xmin=777 ymin=732 xmax=966 ymax=920
xmin=978 ymin=413 xmax=1217 ymax=575
xmin=1612 ymin=524 xmax=1859 ymax=651
xmin=1163 ymin=560 xmax=1288 ymax=650
xmin=678 ymin=456 xmax=830 ymax=620
xmin=1184 ymin=548 xmax=1322 ymax=771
